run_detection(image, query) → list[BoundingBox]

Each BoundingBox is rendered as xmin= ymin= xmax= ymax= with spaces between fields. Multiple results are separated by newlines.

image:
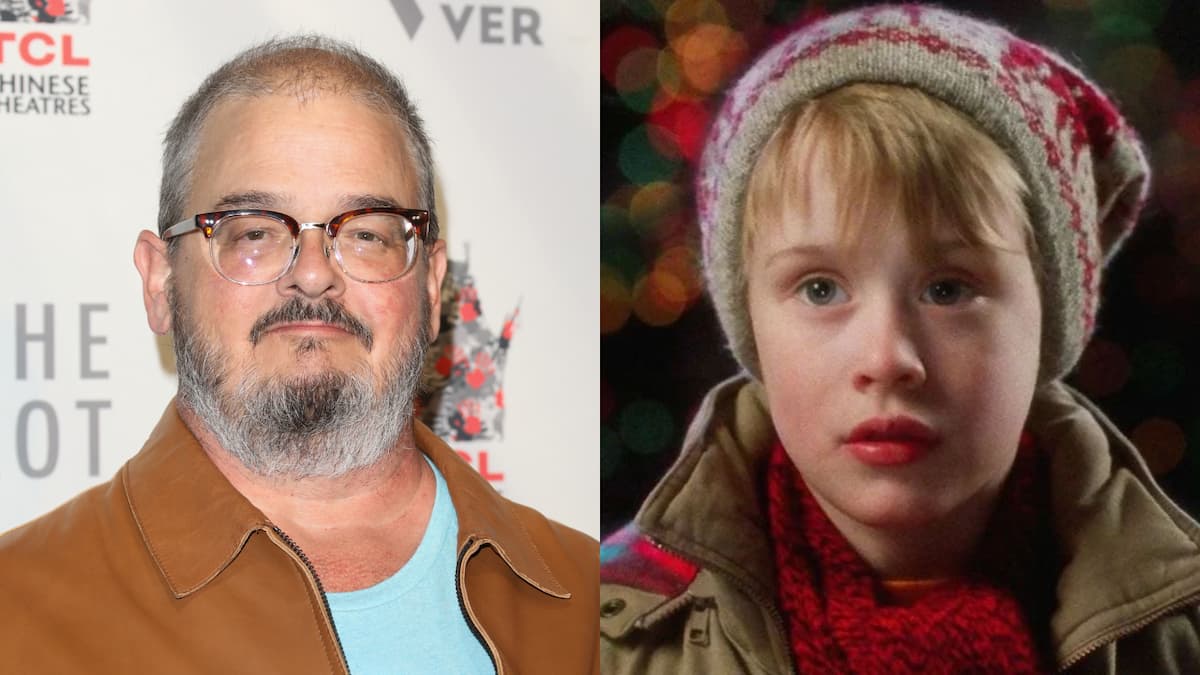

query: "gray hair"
xmin=158 ymin=34 xmax=436 ymax=241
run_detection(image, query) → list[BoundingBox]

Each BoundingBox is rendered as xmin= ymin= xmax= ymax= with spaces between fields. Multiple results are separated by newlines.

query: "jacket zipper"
xmin=271 ymin=525 xmax=350 ymax=674
xmin=1057 ymin=590 xmax=1200 ymax=670
xmin=646 ymin=538 xmax=796 ymax=674
xmin=456 ymin=538 xmax=503 ymax=675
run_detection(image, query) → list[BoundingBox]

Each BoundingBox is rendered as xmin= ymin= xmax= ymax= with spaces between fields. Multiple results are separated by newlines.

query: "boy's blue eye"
xmin=799 ymin=277 xmax=848 ymax=306
xmin=921 ymin=279 xmax=974 ymax=305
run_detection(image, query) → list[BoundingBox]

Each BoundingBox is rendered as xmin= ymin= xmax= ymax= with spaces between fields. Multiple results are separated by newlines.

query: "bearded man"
xmin=0 ymin=36 xmax=598 ymax=675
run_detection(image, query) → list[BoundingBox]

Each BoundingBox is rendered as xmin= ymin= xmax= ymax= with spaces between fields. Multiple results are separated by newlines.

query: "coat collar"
xmin=633 ymin=376 xmax=778 ymax=602
xmin=413 ymin=420 xmax=570 ymax=598
xmin=1029 ymin=383 xmax=1200 ymax=664
xmin=124 ymin=401 xmax=568 ymax=599
xmin=632 ymin=375 xmax=1200 ymax=665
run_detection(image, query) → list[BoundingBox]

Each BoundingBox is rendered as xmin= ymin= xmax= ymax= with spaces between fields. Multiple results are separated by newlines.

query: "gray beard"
xmin=170 ymin=284 xmax=429 ymax=479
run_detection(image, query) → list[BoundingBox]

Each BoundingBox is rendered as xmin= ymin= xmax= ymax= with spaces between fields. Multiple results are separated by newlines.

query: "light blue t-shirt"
xmin=326 ymin=457 xmax=494 ymax=675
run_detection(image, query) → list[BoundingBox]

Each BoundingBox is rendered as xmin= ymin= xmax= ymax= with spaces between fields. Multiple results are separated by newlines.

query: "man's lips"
xmin=843 ymin=416 xmax=941 ymax=466
xmin=264 ymin=322 xmax=355 ymax=336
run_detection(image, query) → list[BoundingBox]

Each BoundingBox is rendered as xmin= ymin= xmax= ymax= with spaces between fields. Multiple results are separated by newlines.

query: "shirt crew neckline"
xmin=325 ymin=454 xmax=453 ymax=612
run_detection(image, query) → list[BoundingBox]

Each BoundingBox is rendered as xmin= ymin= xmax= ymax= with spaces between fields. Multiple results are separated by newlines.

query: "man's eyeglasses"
xmin=160 ymin=207 xmax=434 ymax=285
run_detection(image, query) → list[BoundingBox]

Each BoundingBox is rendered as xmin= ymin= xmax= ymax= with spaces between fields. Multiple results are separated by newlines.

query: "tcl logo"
xmin=0 ymin=32 xmax=89 ymax=66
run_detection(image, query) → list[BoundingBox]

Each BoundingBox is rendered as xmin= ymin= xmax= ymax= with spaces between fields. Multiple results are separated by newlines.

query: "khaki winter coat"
xmin=601 ymin=376 xmax=1200 ymax=674
xmin=0 ymin=403 xmax=599 ymax=674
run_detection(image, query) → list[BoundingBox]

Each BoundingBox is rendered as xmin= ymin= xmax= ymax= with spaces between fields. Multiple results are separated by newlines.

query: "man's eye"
xmin=921 ymin=279 xmax=975 ymax=306
xmin=798 ymin=277 xmax=847 ymax=306
xmin=347 ymin=229 xmax=389 ymax=245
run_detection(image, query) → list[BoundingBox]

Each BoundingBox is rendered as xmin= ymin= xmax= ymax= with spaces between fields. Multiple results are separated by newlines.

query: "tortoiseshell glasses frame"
xmin=160 ymin=207 xmax=436 ymax=286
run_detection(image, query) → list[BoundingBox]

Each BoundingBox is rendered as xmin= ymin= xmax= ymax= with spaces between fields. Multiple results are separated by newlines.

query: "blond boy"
xmin=601 ymin=6 xmax=1200 ymax=673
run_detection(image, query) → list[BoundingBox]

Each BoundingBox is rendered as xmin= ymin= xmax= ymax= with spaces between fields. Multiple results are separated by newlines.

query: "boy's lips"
xmin=843 ymin=415 xmax=941 ymax=466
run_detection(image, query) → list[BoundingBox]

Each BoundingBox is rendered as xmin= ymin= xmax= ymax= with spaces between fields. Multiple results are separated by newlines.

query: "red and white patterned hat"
xmin=697 ymin=4 xmax=1149 ymax=382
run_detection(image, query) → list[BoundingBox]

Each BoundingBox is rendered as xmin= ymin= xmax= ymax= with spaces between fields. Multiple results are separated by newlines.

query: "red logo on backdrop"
xmin=0 ymin=0 xmax=87 ymax=23
xmin=0 ymin=32 xmax=88 ymax=65
xmin=0 ymin=1 xmax=91 ymax=115
xmin=418 ymin=250 xmax=519 ymax=485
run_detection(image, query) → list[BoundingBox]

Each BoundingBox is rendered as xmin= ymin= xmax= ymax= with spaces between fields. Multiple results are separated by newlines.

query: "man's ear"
xmin=424 ymin=239 xmax=449 ymax=341
xmin=133 ymin=230 xmax=173 ymax=335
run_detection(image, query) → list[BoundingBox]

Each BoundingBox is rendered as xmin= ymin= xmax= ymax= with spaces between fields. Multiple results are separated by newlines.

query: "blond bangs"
xmin=743 ymin=83 xmax=1034 ymax=264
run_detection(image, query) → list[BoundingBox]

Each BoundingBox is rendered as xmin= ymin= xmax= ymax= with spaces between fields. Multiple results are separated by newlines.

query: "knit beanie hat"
xmin=697 ymin=4 xmax=1149 ymax=382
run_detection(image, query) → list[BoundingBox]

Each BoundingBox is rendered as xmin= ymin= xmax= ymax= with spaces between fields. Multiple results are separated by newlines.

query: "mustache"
xmin=248 ymin=298 xmax=373 ymax=350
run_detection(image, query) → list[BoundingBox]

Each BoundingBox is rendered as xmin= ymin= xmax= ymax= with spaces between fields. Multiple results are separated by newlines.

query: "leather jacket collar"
xmin=126 ymin=401 xmax=570 ymax=600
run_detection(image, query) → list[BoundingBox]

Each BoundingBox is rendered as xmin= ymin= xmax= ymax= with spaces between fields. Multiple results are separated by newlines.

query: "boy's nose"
xmin=852 ymin=304 xmax=926 ymax=393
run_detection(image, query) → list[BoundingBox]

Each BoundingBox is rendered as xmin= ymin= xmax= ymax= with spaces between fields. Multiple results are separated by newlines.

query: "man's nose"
xmin=279 ymin=228 xmax=343 ymax=298
xmin=851 ymin=300 xmax=927 ymax=393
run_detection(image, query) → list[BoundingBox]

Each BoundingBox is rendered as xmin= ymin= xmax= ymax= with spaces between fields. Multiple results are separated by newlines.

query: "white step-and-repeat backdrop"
xmin=0 ymin=1 xmax=598 ymax=537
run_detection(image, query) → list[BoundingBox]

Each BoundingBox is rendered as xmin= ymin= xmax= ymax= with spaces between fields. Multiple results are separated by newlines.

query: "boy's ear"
xmin=133 ymin=230 xmax=172 ymax=335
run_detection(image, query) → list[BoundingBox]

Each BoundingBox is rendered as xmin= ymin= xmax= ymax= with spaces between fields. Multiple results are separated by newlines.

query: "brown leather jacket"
xmin=0 ymin=403 xmax=599 ymax=674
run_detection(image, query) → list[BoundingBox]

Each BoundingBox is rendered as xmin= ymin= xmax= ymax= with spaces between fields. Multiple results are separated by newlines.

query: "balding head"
xmin=159 ymin=35 xmax=435 ymax=243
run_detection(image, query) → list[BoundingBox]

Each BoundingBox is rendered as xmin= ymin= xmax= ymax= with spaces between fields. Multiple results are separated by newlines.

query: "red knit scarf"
xmin=766 ymin=435 xmax=1056 ymax=674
